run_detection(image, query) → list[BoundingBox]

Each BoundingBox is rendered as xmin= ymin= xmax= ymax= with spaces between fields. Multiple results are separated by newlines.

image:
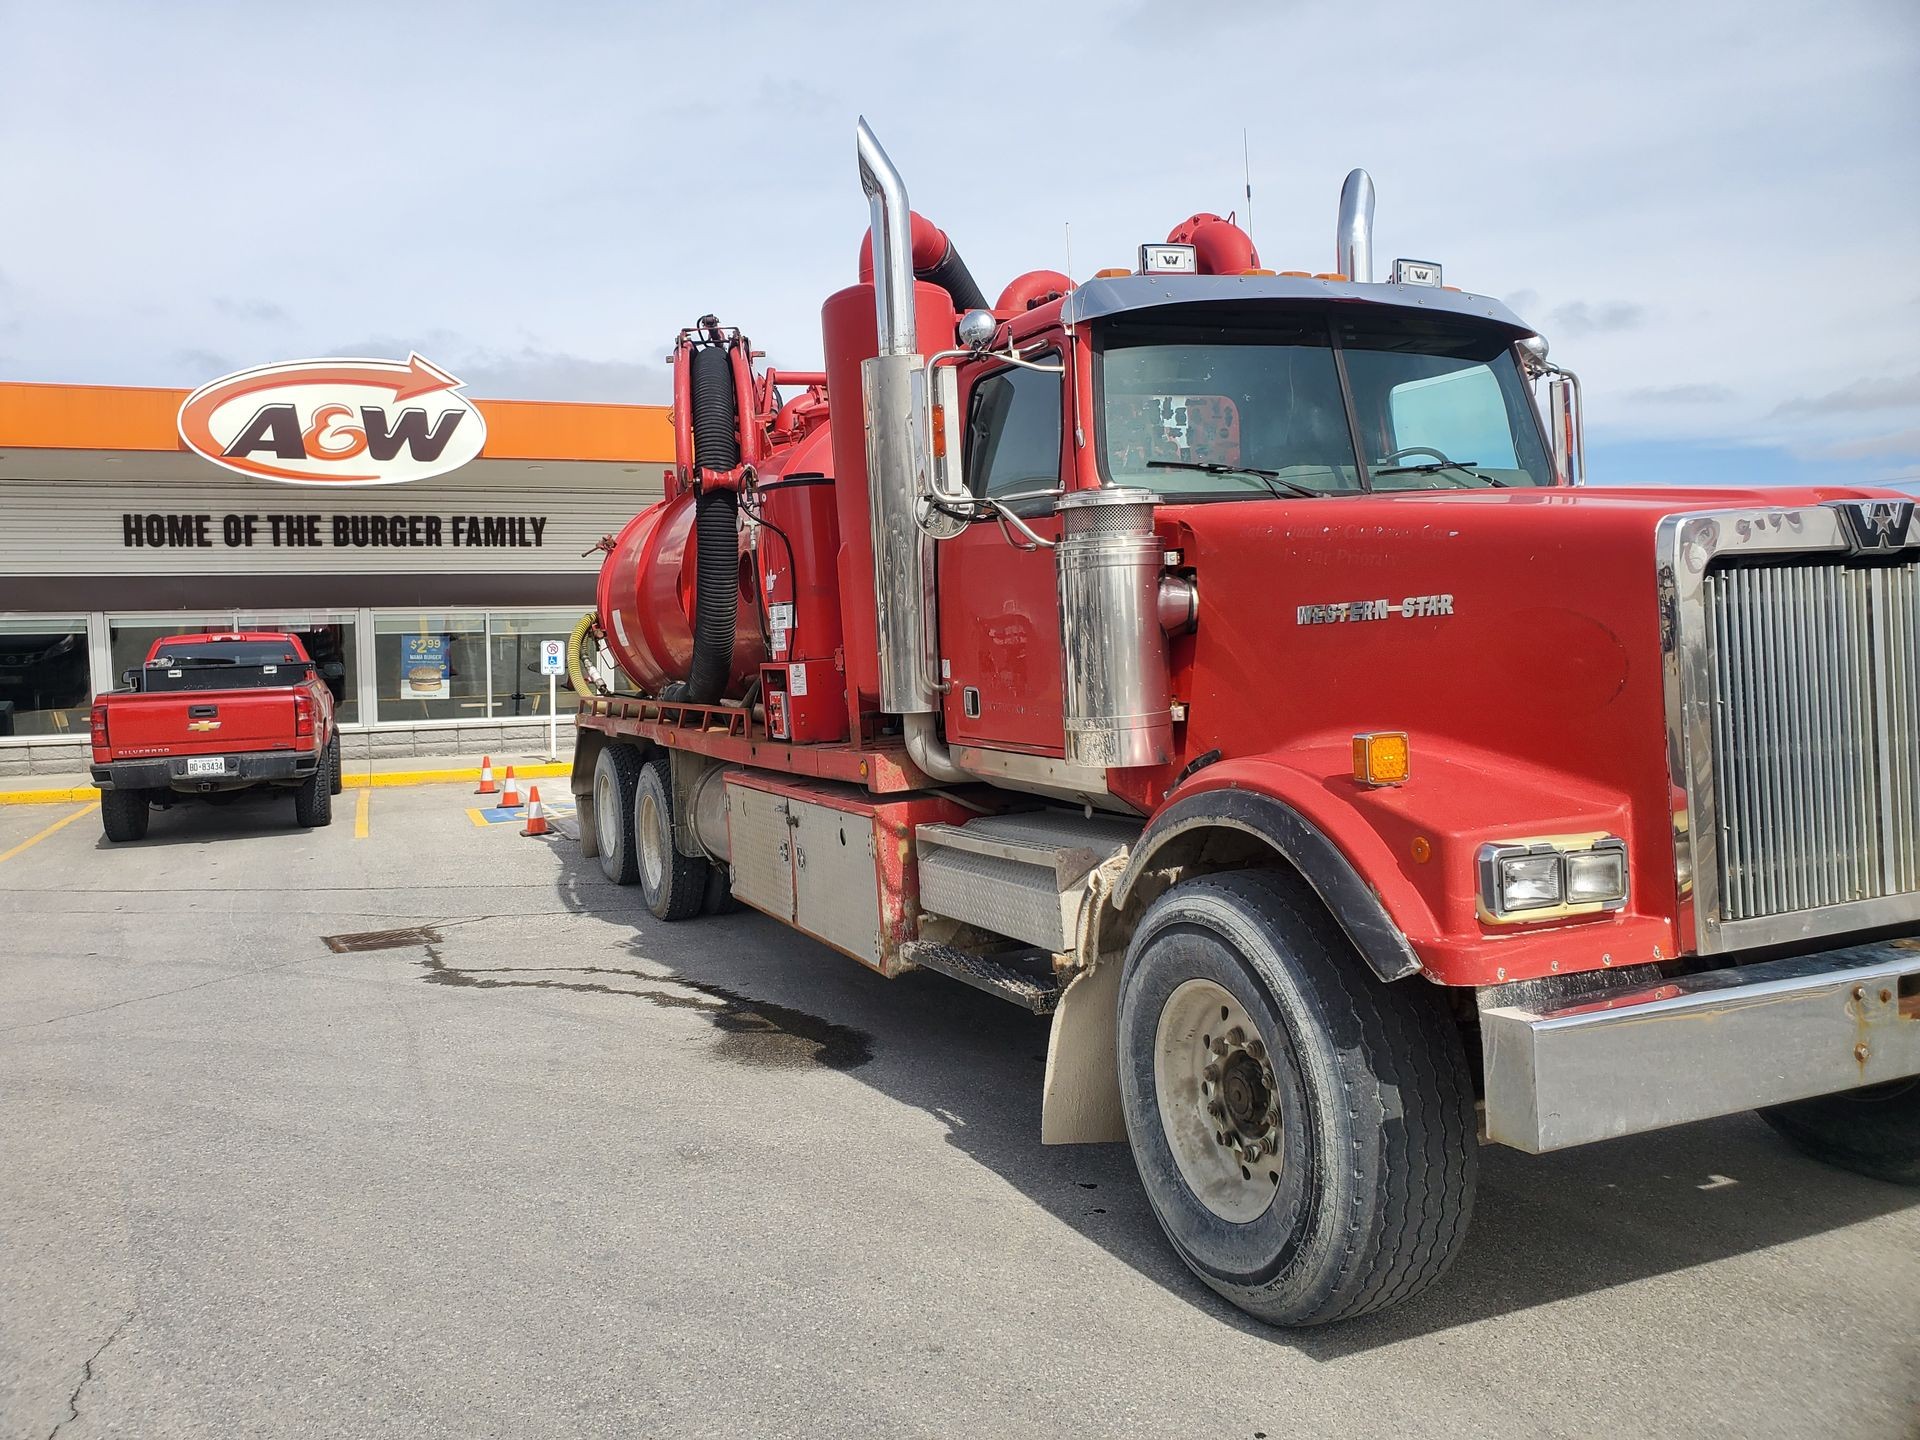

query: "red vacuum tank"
xmin=596 ymin=488 xmax=760 ymax=696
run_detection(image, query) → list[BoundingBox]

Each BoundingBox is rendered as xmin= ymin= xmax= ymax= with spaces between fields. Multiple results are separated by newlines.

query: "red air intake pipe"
xmin=858 ymin=210 xmax=988 ymax=314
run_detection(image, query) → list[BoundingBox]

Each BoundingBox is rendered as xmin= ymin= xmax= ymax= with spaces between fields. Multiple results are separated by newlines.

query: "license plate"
xmin=185 ymin=757 xmax=228 ymax=777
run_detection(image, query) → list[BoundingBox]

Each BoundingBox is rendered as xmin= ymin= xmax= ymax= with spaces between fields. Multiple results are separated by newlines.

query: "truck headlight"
xmin=1565 ymin=841 xmax=1628 ymax=905
xmin=1478 ymin=835 xmax=1628 ymax=923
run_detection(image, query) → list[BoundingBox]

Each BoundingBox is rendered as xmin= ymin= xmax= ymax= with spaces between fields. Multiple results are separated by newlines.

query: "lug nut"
xmin=1225 ymin=1026 xmax=1245 ymax=1047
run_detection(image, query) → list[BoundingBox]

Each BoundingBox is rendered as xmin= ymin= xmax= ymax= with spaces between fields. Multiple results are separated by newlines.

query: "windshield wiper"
xmin=1148 ymin=460 xmax=1319 ymax=498
xmin=1370 ymin=460 xmax=1507 ymax=488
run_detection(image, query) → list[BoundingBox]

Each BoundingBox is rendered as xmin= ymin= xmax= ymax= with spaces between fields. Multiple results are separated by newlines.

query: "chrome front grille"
xmin=1702 ymin=556 xmax=1920 ymax=923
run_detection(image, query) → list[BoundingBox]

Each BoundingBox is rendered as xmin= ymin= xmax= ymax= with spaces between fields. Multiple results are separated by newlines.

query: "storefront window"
xmin=236 ymin=613 xmax=359 ymax=725
xmin=0 ymin=616 xmax=92 ymax=738
xmin=373 ymin=613 xmax=486 ymax=722
xmin=486 ymin=611 xmax=580 ymax=719
xmin=109 ymin=615 xmax=232 ymax=692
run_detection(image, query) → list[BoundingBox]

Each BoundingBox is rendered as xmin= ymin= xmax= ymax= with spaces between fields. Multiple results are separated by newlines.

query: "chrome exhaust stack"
xmin=855 ymin=118 xmax=942 ymax=729
xmin=1336 ymin=169 xmax=1375 ymax=283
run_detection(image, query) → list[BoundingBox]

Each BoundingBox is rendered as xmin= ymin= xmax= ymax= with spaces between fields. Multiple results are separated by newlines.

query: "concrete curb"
xmin=0 ymin=761 xmax=572 ymax=805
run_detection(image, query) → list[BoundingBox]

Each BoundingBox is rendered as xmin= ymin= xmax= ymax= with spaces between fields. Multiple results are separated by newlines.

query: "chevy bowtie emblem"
xmin=1831 ymin=499 xmax=1916 ymax=555
xmin=187 ymin=720 xmax=221 ymax=732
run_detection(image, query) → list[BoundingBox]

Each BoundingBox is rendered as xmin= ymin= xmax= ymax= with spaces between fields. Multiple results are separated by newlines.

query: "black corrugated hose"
xmin=684 ymin=343 xmax=740 ymax=704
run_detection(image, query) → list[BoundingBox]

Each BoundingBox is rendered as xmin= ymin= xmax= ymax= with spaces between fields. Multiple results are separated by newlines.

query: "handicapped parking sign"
xmin=539 ymin=640 xmax=566 ymax=676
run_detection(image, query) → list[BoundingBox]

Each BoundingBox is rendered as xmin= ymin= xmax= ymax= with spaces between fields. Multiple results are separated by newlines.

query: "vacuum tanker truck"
xmin=570 ymin=120 xmax=1920 ymax=1326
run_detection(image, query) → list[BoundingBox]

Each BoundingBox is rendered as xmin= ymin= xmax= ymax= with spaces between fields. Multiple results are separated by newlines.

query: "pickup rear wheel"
xmin=1759 ymin=1078 xmax=1920 ymax=1185
xmin=99 ymin=788 xmax=151 ymax=843
xmin=293 ymin=746 xmax=333 ymax=828
xmin=591 ymin=743 xmax=643 ymax=885
xmin=328 ymin=734 xmax=343 ymax=795
xmin=635 ymin=755 xmax=711 ymax=921
xmin=1117 ymin=869 xmax=1477 ymax=1327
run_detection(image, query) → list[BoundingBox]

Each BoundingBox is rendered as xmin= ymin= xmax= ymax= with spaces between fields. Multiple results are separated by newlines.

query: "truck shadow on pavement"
xmin=91 ymin=791 xmax=320 ymax=849
xmin=511 ymin=836 xmax=1918 ymax=1357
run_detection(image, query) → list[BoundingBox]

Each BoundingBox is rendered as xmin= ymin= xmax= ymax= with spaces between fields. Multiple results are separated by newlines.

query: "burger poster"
xmin=401 ymin=633 xmax=450 ymax=700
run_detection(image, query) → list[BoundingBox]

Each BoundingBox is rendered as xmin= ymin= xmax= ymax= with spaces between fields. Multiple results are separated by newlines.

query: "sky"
xmin=1 ymin=0 xmax=1916 ymax=489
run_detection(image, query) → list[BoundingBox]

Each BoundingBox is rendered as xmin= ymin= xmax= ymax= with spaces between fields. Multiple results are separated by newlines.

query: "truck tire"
xmin=328 ymin=734 xmax=344 ymax=795
xmin=1758 ymin=1078 xmax=1920 ymax=1185
xmin=100 ymin=788 xmax=151 ymax=843
xmin=1117 ymin=869 xmax=1477 ymax=1327
xmin=293 ymin=746 xmax=333 ymax=828
xmin=701 ymin=862 xmax=736 ymax=916
xmin=592 ymin=743 xmax=644 ymax=885
xmin=634 ymin=755 xmax=711 ymax=921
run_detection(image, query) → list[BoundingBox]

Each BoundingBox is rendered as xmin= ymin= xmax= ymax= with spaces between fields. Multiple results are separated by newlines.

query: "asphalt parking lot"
xmin=2 ymin=785 xmax=1916 ymax=1439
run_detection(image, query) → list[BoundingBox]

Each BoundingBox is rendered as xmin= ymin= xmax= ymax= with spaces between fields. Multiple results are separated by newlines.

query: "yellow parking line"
xmin=354 ymin=788 xmax=371 ymax=839
xmin=0 ymin=802 xmax=99 ymax=866
xmin=466 ymin=808 xmax=489 ymax=828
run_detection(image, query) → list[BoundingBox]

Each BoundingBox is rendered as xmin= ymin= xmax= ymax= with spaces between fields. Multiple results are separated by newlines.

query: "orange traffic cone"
xmin=499 ymin=765 xmax=523 ymax=809
xmin=474 ymin=756 xmax=497 ymax=795
xmin=520 ymin=786 xmax=551 ymax=837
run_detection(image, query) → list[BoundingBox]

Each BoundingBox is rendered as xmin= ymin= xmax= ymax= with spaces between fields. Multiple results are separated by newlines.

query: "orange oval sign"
xmin=177 ymin=353 xmax=486 ymax=486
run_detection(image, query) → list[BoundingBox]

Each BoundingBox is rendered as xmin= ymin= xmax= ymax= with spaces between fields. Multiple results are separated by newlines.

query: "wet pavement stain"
xmin=414 ymin=944 xmax=872 ymax=1070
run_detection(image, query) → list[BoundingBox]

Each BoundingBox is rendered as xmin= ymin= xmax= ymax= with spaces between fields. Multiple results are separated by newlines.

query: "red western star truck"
xmin=90 ymin=631 xmax=339 ymax=840
xmin=569 ymin=120 xmax=1920 ymax=1326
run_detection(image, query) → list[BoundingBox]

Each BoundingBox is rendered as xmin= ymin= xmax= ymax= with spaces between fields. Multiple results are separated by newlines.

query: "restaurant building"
xmin=0 ymin=374 xmax=670 ymax=775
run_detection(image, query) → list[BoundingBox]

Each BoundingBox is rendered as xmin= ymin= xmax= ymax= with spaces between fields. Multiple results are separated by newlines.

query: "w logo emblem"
xmin=1831 ymin=499 xmax=1916 ymax=555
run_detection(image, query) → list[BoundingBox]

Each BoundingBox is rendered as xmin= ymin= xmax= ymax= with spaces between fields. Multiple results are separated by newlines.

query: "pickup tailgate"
xmin=104 ymin=689 xmax=300 ymax=758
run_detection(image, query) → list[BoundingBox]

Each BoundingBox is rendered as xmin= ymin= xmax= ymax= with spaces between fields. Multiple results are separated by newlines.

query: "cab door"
xmin=935 ymin=351 xmax=1067 ymax=755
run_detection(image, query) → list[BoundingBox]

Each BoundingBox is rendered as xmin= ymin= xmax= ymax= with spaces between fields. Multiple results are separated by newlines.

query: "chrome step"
xmin=915 ymin=811 xmax=1138 ymax=953
xmin=899 ymin=940 xmax=1062 ymax=1015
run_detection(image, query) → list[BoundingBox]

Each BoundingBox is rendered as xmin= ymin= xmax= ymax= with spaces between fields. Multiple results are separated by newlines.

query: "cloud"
xmin=1806 ymin=427 xmax=1920 ymax=462
xmin=1625 ymin=383 xmax=1734 ymax=405
xmin=1771 ymin=372 xmax=1920 ymax=419
xmin=326 ymin=333 xmax=669 ymax=403
xmin=212 ymin=296 xmax=291 ymax=324
xmin=1545 ymin=301 xmax=1645 ymax=337
xmin=169 ymin=347 xmax=237 ymax=379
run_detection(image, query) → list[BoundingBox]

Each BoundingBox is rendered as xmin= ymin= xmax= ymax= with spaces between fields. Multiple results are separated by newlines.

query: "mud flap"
xmin=1041 ymin=956 xmax=1127 ymax=1144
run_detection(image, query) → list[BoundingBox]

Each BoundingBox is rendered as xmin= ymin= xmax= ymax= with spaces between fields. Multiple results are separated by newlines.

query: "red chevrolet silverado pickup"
xmin=88 ymin=631 xmax=340 ymax=841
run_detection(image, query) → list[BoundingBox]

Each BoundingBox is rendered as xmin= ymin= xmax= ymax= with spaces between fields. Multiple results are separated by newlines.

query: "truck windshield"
xmin=1096 ymin=307 xmax=1553 ymax=495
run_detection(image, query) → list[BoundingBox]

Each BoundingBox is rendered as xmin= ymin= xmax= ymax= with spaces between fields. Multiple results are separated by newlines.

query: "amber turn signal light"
xmin=1352 ymin=732 xmax=1410 ymax=786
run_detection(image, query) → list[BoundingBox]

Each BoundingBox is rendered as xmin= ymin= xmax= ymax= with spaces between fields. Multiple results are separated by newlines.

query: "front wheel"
xmin=328 ymin=734 xmax=343 ymax=795
xmin=1118 ymin=869 xmax=1477 ymax=1327
xmin=1760 ymin=1078 xmax=1920 ymax=1185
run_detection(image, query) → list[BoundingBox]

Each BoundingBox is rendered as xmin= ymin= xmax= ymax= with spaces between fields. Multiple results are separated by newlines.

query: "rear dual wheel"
xmin=1118 ymin=869 xmax=1477 ymax=1327
xmin=635 ymin=756 xmax=712 ymax=921
xmin=594 ymin=745 xmax=726 ymax=919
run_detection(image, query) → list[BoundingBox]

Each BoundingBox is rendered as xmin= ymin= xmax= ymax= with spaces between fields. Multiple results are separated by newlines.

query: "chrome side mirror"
xmin=1517 ymin=334 xmax=1550 ymax=378
xmin=920 ymin=361 xmax=970 ymax=539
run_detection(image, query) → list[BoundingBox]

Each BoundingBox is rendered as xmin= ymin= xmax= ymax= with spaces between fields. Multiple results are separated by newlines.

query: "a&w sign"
xmin=178 ymin=353 xmax=486 ymax=486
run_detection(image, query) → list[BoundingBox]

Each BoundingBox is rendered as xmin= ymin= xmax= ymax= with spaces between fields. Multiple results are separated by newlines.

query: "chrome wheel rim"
xmin=1153 ymin=978 xmax=1283 ymax=1223
xmin=594 ymin=768 xmax=619 ymax=861
xmin=638 ymin=788 xmax=666 ymax=893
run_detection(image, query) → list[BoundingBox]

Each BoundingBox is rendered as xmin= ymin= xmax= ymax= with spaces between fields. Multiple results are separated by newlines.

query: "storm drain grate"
xmin=322 ymin=925 xmax=443 ymax=954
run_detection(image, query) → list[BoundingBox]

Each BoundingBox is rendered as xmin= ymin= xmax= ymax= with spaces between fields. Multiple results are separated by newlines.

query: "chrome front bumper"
xmin=1481 ymin=938 xmax=1920 ymax=1153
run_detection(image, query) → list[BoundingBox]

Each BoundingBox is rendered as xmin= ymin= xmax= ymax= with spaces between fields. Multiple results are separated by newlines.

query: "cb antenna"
xmin=1242 ymin=128 xmax=1254 ymax=243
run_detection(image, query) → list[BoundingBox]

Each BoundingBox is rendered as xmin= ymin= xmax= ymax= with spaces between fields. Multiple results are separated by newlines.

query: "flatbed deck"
xmin=575 ymin=695 xmax=933 ymax=793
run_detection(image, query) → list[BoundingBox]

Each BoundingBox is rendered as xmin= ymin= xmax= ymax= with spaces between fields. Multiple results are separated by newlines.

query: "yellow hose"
xmin=567 ymin=611 xmax=605 ymax=696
